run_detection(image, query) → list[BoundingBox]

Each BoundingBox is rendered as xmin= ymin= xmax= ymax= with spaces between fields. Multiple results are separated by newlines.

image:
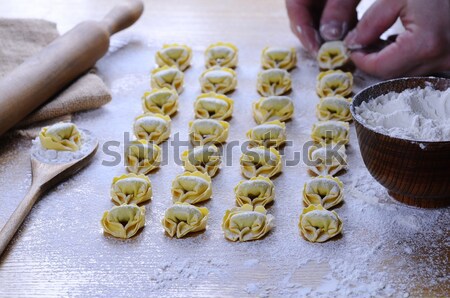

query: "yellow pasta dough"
xmin=171 ymin=171 xmax=212 ymax=204
xmin=162 ymin=202 xmax=209 ymax=238
xmin=261 ymin=47 xmax=297 ymax=70
xmin=205 ymin=42 xmax=238 ymax=68
xmin=316 ymin=96 xmax=352 ymax=122
xmin=189 ymin=119 xmax=229 ymax=145
xmin=181 ymin=144 xmax=221 ymax=177
xmin=317 ymin=41 xmax=350 ymax=70
xmin=101 ymin=204 xmax=146 ymax=239
xmin=39 ymin=122 xmax=81 ymax=151
xmin=126 ymin=140 xmax=162 ymax=174
xmin=194 ymin=92 xmax=234 ymax=120
xmin=133 ymin=113 xmax=171 ymax=144
xmin=307 ymin=143 xmax=347 ymax=176
xmin=253 ymin=96 xmax=294 ymax=124
xmin=240 ymin=146 xmax=282 ymax=179
xmin=155 ymin=43 xmax=192 ymax=71
xmin=316 ymin=70 xmax=353 ymax=97
xmin=299 ymin=204 xmax=343 ymax=242
xmin=234 ymin=176 xmax=275 ymax=207
xmin=151 ymin=66 xmax=184 ymax=94
xmin=142 ymin=88 xmax=178 ymax=116
xmin=110 ymin=173 xmax=152 ymax=205
xmin=199 ymin=67 xmax=237 ymax=94
xmin=222 ymin=204 xmax=274 ymax=242
xmin=257 ymin=69 xmax=292 ymax=96
xmin=303 ymin=175 xmax=343 ymax=209
xmin=311 ymin=120 xmax=350 ymax=144
xmin=246 ymin=120 xmax=286 ymax=148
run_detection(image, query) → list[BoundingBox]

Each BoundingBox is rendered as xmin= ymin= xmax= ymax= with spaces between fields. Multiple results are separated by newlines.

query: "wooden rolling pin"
xmin=0 ymin=0 xmax=144 ymax=136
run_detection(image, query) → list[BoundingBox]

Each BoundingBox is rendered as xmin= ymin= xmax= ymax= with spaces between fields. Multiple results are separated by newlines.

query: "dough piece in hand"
xmin=317 ymin=41 xmax=350 ymax=70
xmin=126 ymin=140 xmax=162 ymax=175
xmin=316 ymin=96 xmax=352 ymax=122
xmin=246 ymin=120 xmax=286 ymax=148
xmin=110 ymin=173 xmax=152 ymax=205
xmin=142 ymin=88 xmax=178 ymax=116
xmin=205 ymin=42 xmax=238 ymax=68
xmin=240 ymin=146 xmax=282 ymax=179
xmin=39 ymin=122 xmax=81 ymax=151
xmin=307 ymin=143 xmax=347 ymax=176
xmin=311 ymin=120 xmax=349 ymax=144
xmin=299 ymin=204 xmax=343 ymax=242
xmin=101 ymin=204 xmax=145 ymax=239
xmin=181 ymin=144 xmax=221 ymax=177
xmin=171 ymin=171 xmax=212 ymax=204
xmin=253 ymin=96 xmax=294 ymax=124
xmin=200 ymin=67 xmax=237 ymax=94
xmin=194 ymin=93 xmax=234 ymax=120
xmin=303 ymin=175 xmax=343 ymax=209
xmin=234 ymin=176 xmax=275 ymax=207
xmin=261 ymin=47 xmax=297 ymax=70
xmin=257 ymin=69 xmax=291 ymax=96
xmin=151 ymin=66 xmax=184 ymax=94
xmin=189 ymin=119 xmax=229 ymax=145
xmin=162 ymin=202 xmax=209 ymax=238
xmin=155 ymin=43 xmax=192 ymax=71
xmin=222 ymin=204 xmax=274 ymax=242
xmin=133 ymin=113 xmax=171 ymax=144
xmin=316 ymin=70 xmax=353 ymax=97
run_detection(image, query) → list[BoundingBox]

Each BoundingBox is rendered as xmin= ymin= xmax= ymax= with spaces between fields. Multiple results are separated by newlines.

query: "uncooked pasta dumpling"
xmin=316 ymin=70 xmax=353 ymax=97
xmin=110 ymin=173 xmax=152 ymax=205
xmin=39 ymin=122 xmax=81 ymax=151
xmin=133 ymin=113 xmax=171 ymax=144
xmin=253 ymin=96 xmax=294 ymax=124
xmin=142 ymin=88 xmax=178 ymax=116
xmin=222 ymin=204 xmax=274 ymax=242
xmin=200 ymin=67 xmax=237 ymax=94
xmin=126 ymin=140 xmax=162 ymax=174
xmin=261 ymin=47 xmax=297 ymax=70
xmin=205 ymin=42 xmax=238 ymax=68
xmin=307 ymin=143 xmax=347 ymax=176
xmin=317 ymin=41 xmax=350 ymax=70
xmin=299 ymin=204 xmax=343 ymax=242
xmin=316 ymin=96 xmax=352 ymax=122
xmin=155 ymin=43 xmax=192 ymax=71
xmin=311 ymin=120 xmax=349 ymax=144
xmin=303 ymin=175 xmax=343 ymax=209
xmin=181 ymin=144 xmax=221 ymax=177
xmin=257 ymin=69 xmax=291 ymax=96
xmin=189 ymin=119 xmax=229 ymax=145
xmin=240 ymin=146 xmax=282 ymax=179
xmin=101 ymin=204 xmax=145 ymax=239
xmin=162 ymin=202 xmax=209 ymax=238
xmin=234 ymin=176 xmax=275 ymax=207
xmin=246 ymin=120 xmax=286 ymax=148
xmin=171 ymin=171 xmax=212 ymax=204
xmin=194 ymin=93 xmax=234 ymax=120
xmin=151 ymin=66 xmax=184 ymax=94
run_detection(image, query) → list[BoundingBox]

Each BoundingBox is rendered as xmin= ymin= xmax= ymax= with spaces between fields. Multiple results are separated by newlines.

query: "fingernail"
xmin=296 ymin=25 xmax=314 ymax=53
xmin=344 ymin=30 xmax=360 ymax=49
xmin=320 ymin=21 xmax=345 ymax=41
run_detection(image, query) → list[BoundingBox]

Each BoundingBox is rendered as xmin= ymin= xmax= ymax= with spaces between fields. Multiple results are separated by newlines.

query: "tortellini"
xmin=133 ymin=113 xmax=171 ymax=144
xmin=317 ymin=41 xmax=350 ymax=70
xmin=253 ymin=96 xmax=294 ymax=124
xmin=194 ymin=93 xmax=234 ymax=120
xmin=39 ymin=122 xmax=81 ymax=151
xmin=189 ymin=119 xmax=229 ymax=145
xmin=110 ymin=173 xmax=152 ymax=205
xmin=299 ymin=204 xmax=343 ymax=243
xmin=171 ymin=171 xmax=212 ymax=204
xmin=234 ymin=176 xmax=275 ymax=207
xmin=316 ymin=96 xmax=352 ymax=122
xmin=307 ymin=143 xmax=347 ymax=176
xmin=126 ymin=140 xmax=162 ymax=174
xmin=101 ymin=204 xmax=146 ymax=239
xmin=181 ymin=144 xmax=221 ymax=177
xmin=205 ymin=42 xmax=238 ymax=68
xmin=162 ymin=202 xmax=209 ymax=238
xmin=155 ymin=43 xmax=192 ymax=71
xmin=142 ymin=88 xmax=178 ymax=116
xmin=240 ymin=146 xmax=282 ymax=179
xmin=222 ymin=204 xmax=274 ymax=242
xmin=261 ymin=47 xmax=297 ymax=70
xmin=316 ymin=70 xmax=353 ymax=98
xmin=246 ymin=120 xmax=286 ymax=148
xmin=311 ymin=120 xmax=350 ymax=144
xmin=151 ymin=66 xmax=184 ymax=94
xmin=257 ymin=69 xmax=292 ymax=96
xmin=199 ymin=67 xmax=237 ymax=94
xmin=303 ymin=176 xmax=344 ymax=209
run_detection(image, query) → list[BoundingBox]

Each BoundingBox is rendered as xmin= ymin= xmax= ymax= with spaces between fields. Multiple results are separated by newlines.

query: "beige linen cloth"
xmin=0 ymin=18 xmax=111 ymax=137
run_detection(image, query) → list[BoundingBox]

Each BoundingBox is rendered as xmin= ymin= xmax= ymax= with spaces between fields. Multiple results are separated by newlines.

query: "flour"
xmin=355 ymin=86 xmax=450 ymax=142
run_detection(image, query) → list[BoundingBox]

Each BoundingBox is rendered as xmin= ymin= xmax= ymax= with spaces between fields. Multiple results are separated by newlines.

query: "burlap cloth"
xmin=0 ymin=18 xmax=111 ymax=137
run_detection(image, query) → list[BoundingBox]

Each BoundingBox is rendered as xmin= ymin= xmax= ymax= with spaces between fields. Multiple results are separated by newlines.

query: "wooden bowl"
xmin=350 ymin=77 xmax=450 ymax=208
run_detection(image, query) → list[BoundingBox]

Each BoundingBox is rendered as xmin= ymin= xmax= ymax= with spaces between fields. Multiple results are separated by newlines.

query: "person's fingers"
xmin=320 ymin=0 xmax=360 ymax=41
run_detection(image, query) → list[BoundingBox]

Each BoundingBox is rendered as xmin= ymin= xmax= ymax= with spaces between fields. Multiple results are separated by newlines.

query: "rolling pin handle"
xmin=102 ymin=0 xmax=144 ymax=35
